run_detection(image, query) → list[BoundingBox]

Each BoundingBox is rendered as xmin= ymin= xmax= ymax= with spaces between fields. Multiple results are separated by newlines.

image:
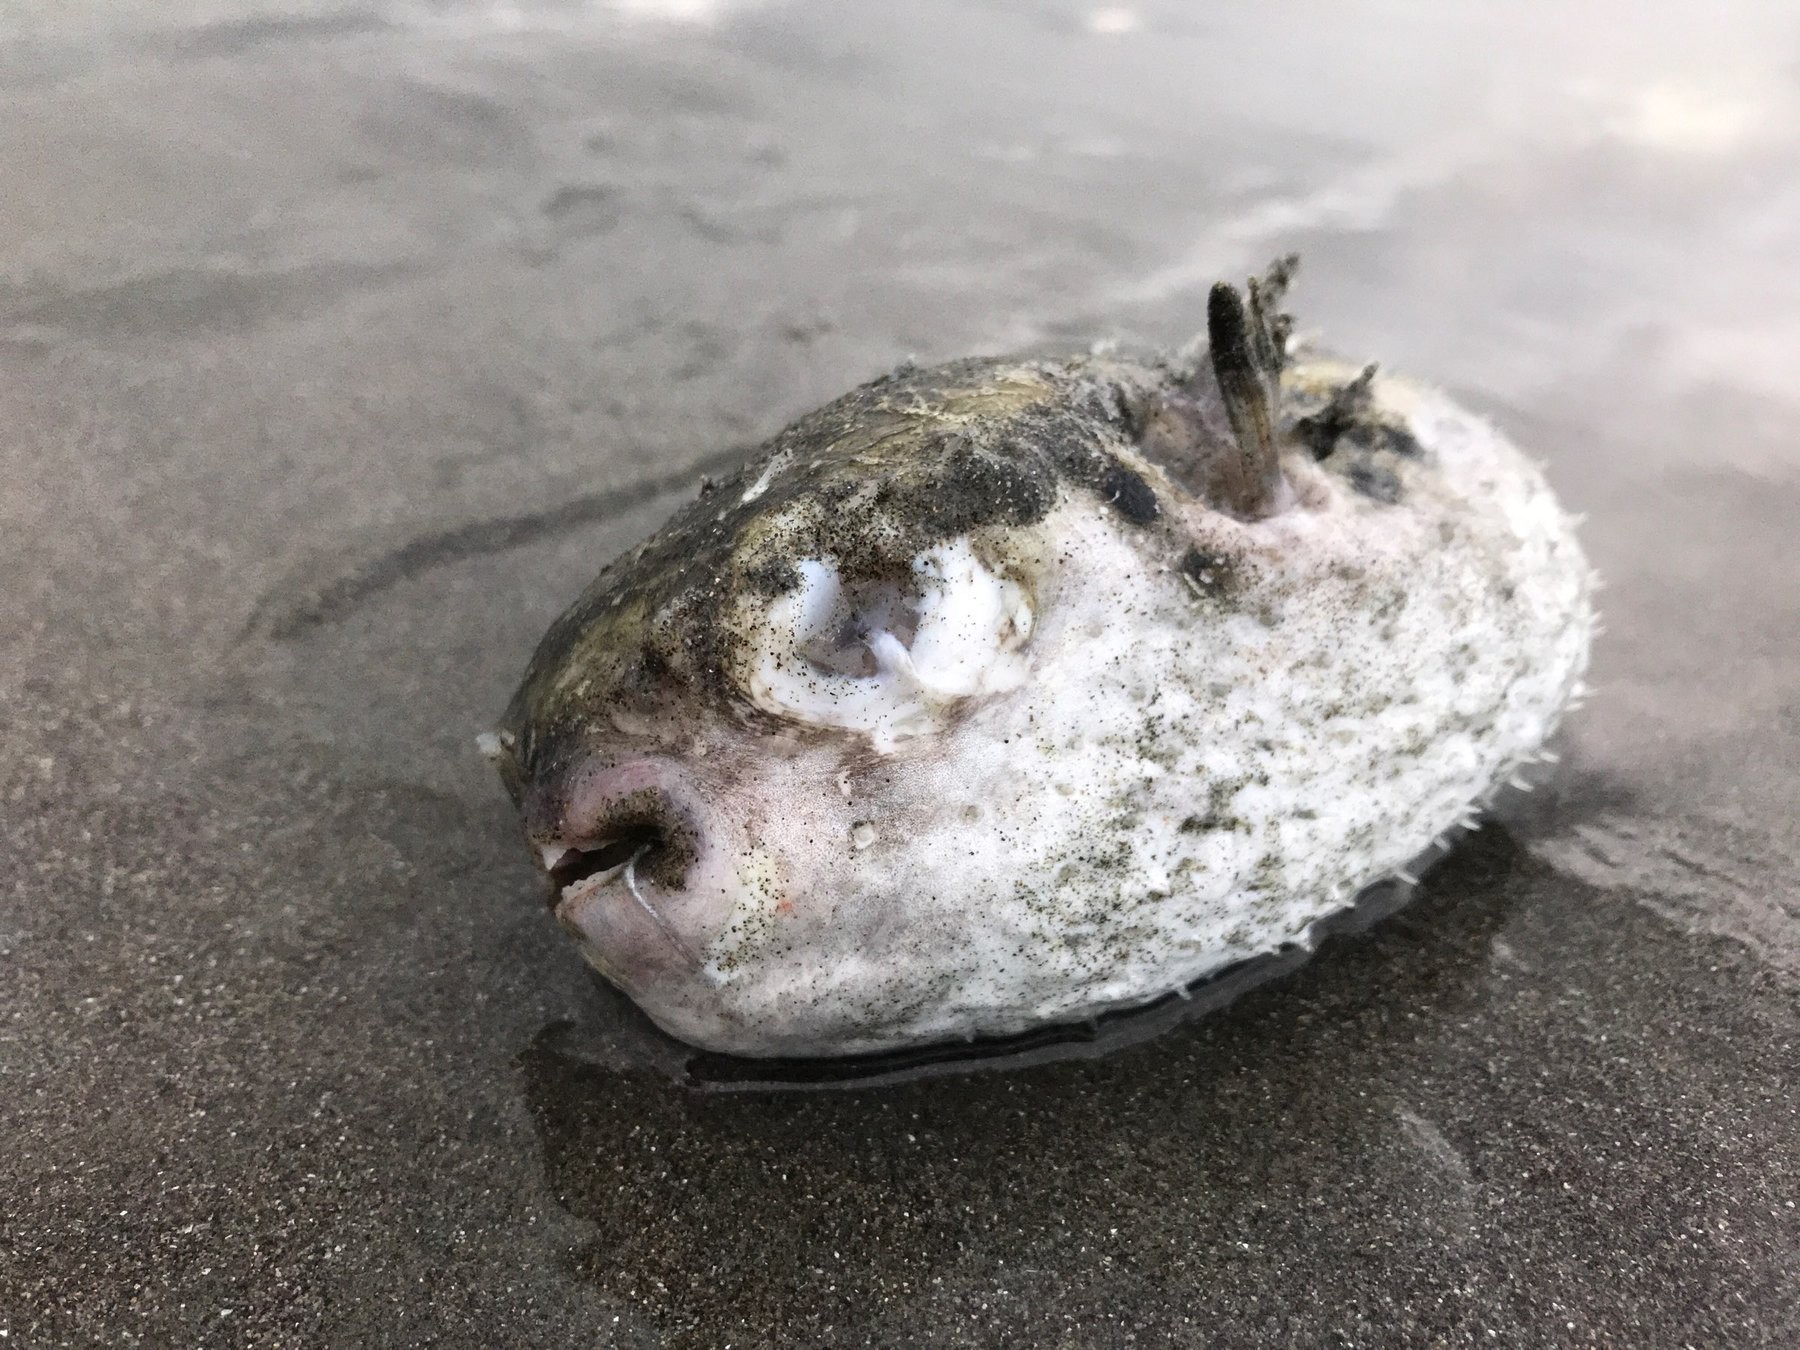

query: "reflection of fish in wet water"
xmin=483 ymin=257 xmax=1596 ymax=1065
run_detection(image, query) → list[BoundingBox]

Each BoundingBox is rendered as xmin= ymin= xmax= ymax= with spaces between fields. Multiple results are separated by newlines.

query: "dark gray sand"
xmin=3 ymin=3 xmax=1798 ymax=1345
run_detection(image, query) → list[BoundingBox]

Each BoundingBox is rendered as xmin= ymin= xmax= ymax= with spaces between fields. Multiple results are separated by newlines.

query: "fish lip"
xmin=551 ymin=867 xmax=628 ymax=943
xmin=550 ymin=864 xmax=630 ymax=920
xmin=552 ymin=852 xmax=713 ymax=982
xmin=561 ymin=756 xmax=681 ymax=816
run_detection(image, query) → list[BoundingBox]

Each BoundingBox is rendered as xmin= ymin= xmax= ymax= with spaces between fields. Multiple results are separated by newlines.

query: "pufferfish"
xmin=482 ymin=258 xmax=1595 ymax=1061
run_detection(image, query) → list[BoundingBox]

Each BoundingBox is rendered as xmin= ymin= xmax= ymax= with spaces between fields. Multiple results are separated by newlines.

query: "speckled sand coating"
xmin=489 ymin=270 xmax=1595 ymax=1058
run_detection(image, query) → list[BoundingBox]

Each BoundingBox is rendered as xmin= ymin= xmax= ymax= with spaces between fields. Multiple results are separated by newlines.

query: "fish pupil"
xmin=798 ymin=579 xmax=921 ymax=679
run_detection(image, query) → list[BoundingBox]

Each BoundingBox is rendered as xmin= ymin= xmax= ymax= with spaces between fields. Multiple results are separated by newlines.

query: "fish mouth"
xmin=541 ymin=824 xmax=714 ymax=980
xmin=527 ymin=757 xmax=729 ymax=987
xmin=540 ymin=828 xmax=667 ymax=909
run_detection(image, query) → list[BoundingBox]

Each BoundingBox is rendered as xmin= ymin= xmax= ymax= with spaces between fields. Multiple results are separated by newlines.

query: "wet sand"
xmin=3 ymin=2 xmax=1797 ymax=1345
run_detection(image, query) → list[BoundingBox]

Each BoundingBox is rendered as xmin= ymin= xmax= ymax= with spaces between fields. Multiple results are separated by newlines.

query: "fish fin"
xmin=1207 ymin=279 xmax=1287 ymax=517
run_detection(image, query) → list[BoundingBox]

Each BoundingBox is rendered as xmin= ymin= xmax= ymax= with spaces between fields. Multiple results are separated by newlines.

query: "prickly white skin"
xmin=503 ymin=362 xmax=1594 ymax=1058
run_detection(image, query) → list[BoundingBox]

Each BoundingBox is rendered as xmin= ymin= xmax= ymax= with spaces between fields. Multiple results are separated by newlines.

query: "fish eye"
xmin=796 ymin=578 xmax=921 ymax=680
xmin=743 ymin=539 xmax=1033 ymax=750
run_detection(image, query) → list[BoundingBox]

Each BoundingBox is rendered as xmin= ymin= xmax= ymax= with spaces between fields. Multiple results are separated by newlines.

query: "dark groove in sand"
xmin=250 ymin=445 xmax=750 ymax=641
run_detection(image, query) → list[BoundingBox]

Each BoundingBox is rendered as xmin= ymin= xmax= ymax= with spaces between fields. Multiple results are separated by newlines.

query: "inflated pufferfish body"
xmin=486 ymin=260 xmax=1594 ymax=1059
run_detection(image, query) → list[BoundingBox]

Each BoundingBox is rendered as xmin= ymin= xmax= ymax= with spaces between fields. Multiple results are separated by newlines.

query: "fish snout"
xmin=529 ymin=758 xmax=722 ymax=984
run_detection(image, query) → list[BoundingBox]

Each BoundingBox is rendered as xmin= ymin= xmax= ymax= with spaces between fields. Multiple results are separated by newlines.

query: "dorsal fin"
xmin=1202 ymin=254 xmax=1297 ymax=518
